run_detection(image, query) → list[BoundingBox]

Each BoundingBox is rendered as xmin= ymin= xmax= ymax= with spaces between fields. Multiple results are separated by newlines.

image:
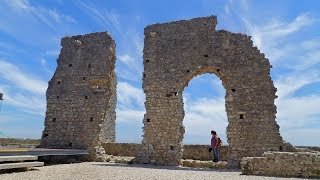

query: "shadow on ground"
xmin=92 ymin=162 xmax=241 ymax=173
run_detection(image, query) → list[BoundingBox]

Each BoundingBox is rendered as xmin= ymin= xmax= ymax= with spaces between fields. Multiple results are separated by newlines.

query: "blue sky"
xmin=0 ymin=0 xmax=319 ymax=146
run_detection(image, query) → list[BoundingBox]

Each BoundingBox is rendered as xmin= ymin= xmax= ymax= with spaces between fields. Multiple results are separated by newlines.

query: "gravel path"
xmin=0 ymin=162 xmax=302 ymax=180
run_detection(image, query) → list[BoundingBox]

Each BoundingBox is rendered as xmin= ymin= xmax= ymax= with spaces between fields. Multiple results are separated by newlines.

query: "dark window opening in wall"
xmin=90 ymin=118 xmax=94 ymax=122
xmin=82 ymin=77 xmax=86 ymax=80
xmin=170 ymin=146 xmax=174 ymax=150
xmin=52 ymin=118 xmax=56 ymax=122
xmin=217 ymin=68 xmax=220 ymax=72
xmin=69 ymin=142 xmax=72 ymax=147
xmin=174 ymin=92 xmax=178 ymax=96
xmin=87 ymin=64 xmax=92 ymax=68
xmin=143 ymin=73 xmax=146 ymax=78
xmin=232 ymin=89 xmax=236 ymax=92
xmin=57 ymin=80 xmax=61 ymax=84
xmin=186 ymin=70 xmax=190 ymax=73
xmin=239 ymin=114 xmax=244 ymax=119
xmin=146 ymin=119 xmax=150 ymax=122
xmin=57 ymin=96 xmax=60 ymax=99
xmin=85 ymin=96 xmax=89 ymax=99
xmin=44 ymin=133 xmax=49 ymax=137
xmin=279 ymin=146 xmax=283 ymax=151
xmin=204 ymin=54 xmax=208 ymax=57
xmin=146 ymin=60 xmax=150 ymax=62
xmin=68 ymin=64 xmax=72 ymax=67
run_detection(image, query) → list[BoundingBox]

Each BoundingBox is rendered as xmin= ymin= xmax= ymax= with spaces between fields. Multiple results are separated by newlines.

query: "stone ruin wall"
xmin=40 ymin=32 xmax=116 ymax=160
xmin=40 ymin=16 xmax=293 ymax=167
xmin=241 ymin=151 xmax=320 ymax=178
xmin=137 ymin=16 xmax=285 ymax=167
xmin=103 ymin=143 xmax=229 ymax=161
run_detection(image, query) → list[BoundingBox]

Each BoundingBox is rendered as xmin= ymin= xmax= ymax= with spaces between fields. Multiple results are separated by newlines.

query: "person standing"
xmin=210 ymin=130 xmax=219 ymax=162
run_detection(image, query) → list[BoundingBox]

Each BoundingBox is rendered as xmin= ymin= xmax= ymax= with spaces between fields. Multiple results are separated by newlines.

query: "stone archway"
xmin=138 ymin=16 xmax=285 ymax=167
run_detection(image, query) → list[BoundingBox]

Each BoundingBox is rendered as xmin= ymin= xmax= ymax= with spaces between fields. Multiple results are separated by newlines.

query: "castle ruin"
xmin=41 ymin=16 xmax=286 ymax=166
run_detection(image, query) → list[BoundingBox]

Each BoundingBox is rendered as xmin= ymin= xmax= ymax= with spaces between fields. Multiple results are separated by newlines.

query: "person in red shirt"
xmin=210 ymin=130 xmax=219 ymax=162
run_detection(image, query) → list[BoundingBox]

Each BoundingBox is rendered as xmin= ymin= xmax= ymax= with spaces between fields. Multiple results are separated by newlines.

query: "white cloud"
xmin=301 ymin=37 xmax=320 ymax=49
xmin=0 ymin=0 xmax=77 ymax=42
xmin=118 ymin=54 xmax=142 ymax=74
xmin=5 ymin=0 xmax=30 ymax=10
xmin=243 ymin=14 xmax=315 ymax=63
xmin=0 ymin=59 xmax=47 ymax=116
xmin=282 ymin=128 xmax=320 ymax=146
xmin=48 ymin=9 xmax=77 ymax=24
xmin=183 ymin=95 xmax=228 ymax=144
xmin=116 ymin=109 xmax=144 ymax=124
xmin=115 ymin=81 xmax=145 ymax=142
xmin=117 ymin=82 xmax=145 ymax=109
xmin=275 ymin=71 xmax=320 ymax=99
xmin=277 ymin=95 xmax=320 ymax=129
xmin=0 ymin=89 xmax=45 ymax=116
xmin=0 ymin=60 xmax=47 ymax=95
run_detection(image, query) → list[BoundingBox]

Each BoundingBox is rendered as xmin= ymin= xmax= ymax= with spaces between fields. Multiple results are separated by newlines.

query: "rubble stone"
xmin=241 ymin=151 xmax=320 ymax=178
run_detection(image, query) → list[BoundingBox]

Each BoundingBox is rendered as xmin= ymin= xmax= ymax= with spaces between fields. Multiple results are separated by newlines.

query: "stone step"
xmin=0 ymin=161 xmax=44 ymax=170
xmin=0 ymin=155 xmax=38 ymax=162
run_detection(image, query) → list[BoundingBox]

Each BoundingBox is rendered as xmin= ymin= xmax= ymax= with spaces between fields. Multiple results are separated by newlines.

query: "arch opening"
xmin=182 ymin=73 xmax=228 ymax=145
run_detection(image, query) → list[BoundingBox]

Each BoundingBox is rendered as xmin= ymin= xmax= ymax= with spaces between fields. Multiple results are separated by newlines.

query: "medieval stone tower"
xmin=40 ymin=32 xmax=116 ymax=160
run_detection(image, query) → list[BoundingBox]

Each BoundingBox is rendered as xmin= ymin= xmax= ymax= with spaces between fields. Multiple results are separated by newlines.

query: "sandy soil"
xmin=0 ymin=162 xmax=304 ymax=180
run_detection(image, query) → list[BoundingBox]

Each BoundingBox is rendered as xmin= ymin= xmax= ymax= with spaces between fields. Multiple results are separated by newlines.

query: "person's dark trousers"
xmin=213 ymin=147 xmax=219 ymax=162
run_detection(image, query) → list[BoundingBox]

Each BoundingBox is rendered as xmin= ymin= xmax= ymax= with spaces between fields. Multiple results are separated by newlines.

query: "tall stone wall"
xmin=40 ymin=32 xmax=116 ymax=160
xmin=138 ymin=16 xmax=285 ymax=167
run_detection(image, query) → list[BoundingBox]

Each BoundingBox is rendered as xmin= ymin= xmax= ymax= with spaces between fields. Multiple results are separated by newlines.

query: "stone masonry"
xmin=103 ymin=143 xmax=229 ymax=161
xmin=138 ymin=16 xmax=285 ymax=167
xmin=241 ymin=151 xmax=320 ymax=178
xmin=40 ymin=32 xmax=116 ymax=161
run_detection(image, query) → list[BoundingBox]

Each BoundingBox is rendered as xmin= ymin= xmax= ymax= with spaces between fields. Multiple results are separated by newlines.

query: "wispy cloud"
xmin=117 ymin=82 xmax=145 ymax=109
xmin=0 ymin=89 xmax=46 ymax=116
xmin=4 ymin=0 xmax=77 ymax=31
xmin=243 ymin=13 xmax=315 ymax=63
xmin=115 ymin=81 xmax=145 ymax=142
xmin=118 ymin=54 xmax=142 ymax=75
xmin=183 ymin=96 xmax=228 ymax=144
xmin=0 ymin=59 xmax=47 ymax=116
xmin=275 ymin=71 xmax=320 ymax=99
xmin=0 ymin=60 xmax=47 ymax=94
xmin=76 ymin=0 xmax=122 ymax=35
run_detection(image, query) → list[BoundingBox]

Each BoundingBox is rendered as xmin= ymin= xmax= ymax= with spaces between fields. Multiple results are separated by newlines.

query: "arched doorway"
xmin=138 ymin=16 xmax=284 ymax=167
xmin=182 ymin=73 xmax=227 ymax=145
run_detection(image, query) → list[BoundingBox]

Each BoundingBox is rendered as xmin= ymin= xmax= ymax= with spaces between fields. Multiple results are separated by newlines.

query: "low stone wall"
xmin=241 ymin=151 xmax=320 ymax=178
xmin=103 ymin=143 xmax=140 ymax=157
xmin=0 ymin=138 xmax=40 ymax=148
xmin=103 ymin=143 xmax=228 ymax=161
xmin=183 ymin=145 xmax=228 ymax=161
